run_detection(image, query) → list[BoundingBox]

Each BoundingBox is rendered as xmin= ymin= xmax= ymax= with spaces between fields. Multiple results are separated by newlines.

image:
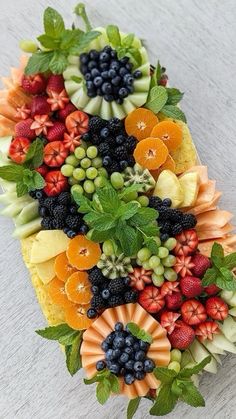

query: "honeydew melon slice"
xmin=219 ymin=316 xmax=236 ymax=342
xmin=229 ymin=307 xmax=236 ymax=317
xmin=1 ymin=199 xmax=31 ymax=218
xmin=0 ymin=179 xmax=16 ymax=192
xmin=212 ymin=334 xmax=236 ymax=354
xmin=0 ymin=136 xmax=12 ymax=161
xmin=202 ymin=339 xmax=226 ymax=355
xmin=63 ymin=28 xmax=151 ymax=119
xmin=15 ymin=201 xmax=39 ymax=225
xmin=0 ymin=191 xmax=18 ymax=204
xmin=189 ymin=339 xmax=217 ymax=373
xmin=13 ymin=217 xmax=42 ymax=239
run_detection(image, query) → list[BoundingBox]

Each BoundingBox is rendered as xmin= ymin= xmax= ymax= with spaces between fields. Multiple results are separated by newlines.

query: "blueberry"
xmin=91 ymin=68 xmax=100 ymax=78
xmin=84 ymin=73 xmax=92 ymax=81
xmin=111 ymin=76 xmax=122 ymax=86
xmin=120 ymin=367 xmax=125 ymax=376
xmin=135 ymin=350 xmax=146 ymax=361
xmin=133 ymin=70 xmax=142 ymax=79
xmin=144 ymin=359 xmax=155 ymax=373
xmin=162 ymin=198 xmax=172 ymax=207
xmin=96 ymin=88 xmax=103 ymax=96
xmin=100 ymin=62 xmax=109 ymax=71
xmin=126 ymin=62 xmax=133 ymax=71
xmin=81 ymin=132 xmax=90 ymax=142
xmin=124 ymin=373 xmax=135 ymax=385
xmin=87 ymin=60 xmax=97 ymax=70
xmin=102 ymin=289 xmax=110 ymax=299
xmin=125 ymin=360 xmax=135 ymax=370
xmin=96 ymin=360 xmax=106 ymax=371
xmin=119 ymin=352 xmax=129 ymax=364
xmin=36 ymin=191 xmax=43 ymax=199
xmin=124 ymin=346 xmax=134 ymax=357
xmin=110 ymin=60 xmax=120 ymax=71
xmin=125 ymin=336 xmax=135 ymax=347
xmin=120 ymin=56 xmax=129 ymax=65
xmin=133 ymin=342 xmax=140 ymax=351
xmin=139 ymin=341 xmax=150 ymax=351
xmin=89 ymin=49 xmax=99 ymax=60
xmin=80 ymin=64 xmax=88 ymax=75
xmin=105 ymin=349 xmax=114 ymax=360
xmin=103 ymin=156 xmax=112 ymax=166
xmin=100 ymin=127 xmax=110 ymax=138
xmin=86 ymin=80 xmax=94 ymax=89
xmin=119 ymin=160 xmax=128 ymax=170
xmin=119 ymin=67 xmax=129 ymax=77
xmin=113 ymin=348 xmax=121 ymax=358
xmin=101 ymin=70 xmax=109 ymax=79
xmin=93 ymin=76 xmax=103 ymax=87
xmin=101 ymin=341 xmax=110 ymax=352
xmin=115 ymin=134 xmax=125 ymax=144
xmin=115 ymin=331 xmax=126 ymax=339
xmin=39 ymin=207 xmax=47 ymax=217
xmin=87 ymin=308 xmax=97 ymax=319
xmin=104 ymin=94 xmax=114 ymax=102
xmin=67 ymin=230 xmax=76 ymax=239
xmin=63 ymin=227 xmax=69 ymax=234
xmin=115 ymin=322 xmax=123 ymax=332
xmin=80 ymin=224 xmax=88 ymax=234
xmin=134 ymin=361 xmax=143 ymax=372
xmin=135 ymin=371 xmax=145 ymax=380
xmin=80 ymin=53 xmax=89 ymax=64
xmin=124 ymin=74 xmax=134 ymax=85
xmin=99 ymin=52 xmax=110 ymax=62
xmin=118 ymin=87 xmax=129 ymax=98
xmin=102 ymin=82 xmax=112 ymax=95
xmin=110 ymin=50 xmax=117 ymax=59
xmin=105 ymin=332 xmax=115 ymax=345
xmin=103 ymin=45 xmax=112 ymax=54
xmin=113 ymin=336 xmax=125 ymax=349
xmin=108 ymin=69 xmax=116 ymax=78
xmin=87 ymin=90 xmax=96 ymax=98
xmin=109 ymin=363 xmax=120 ymax=374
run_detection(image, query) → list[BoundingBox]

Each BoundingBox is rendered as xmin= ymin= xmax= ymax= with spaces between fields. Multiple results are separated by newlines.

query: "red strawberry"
xmin=161 ymin=281 xmax=180 ymax=297
xmin=129 ymin=267 xmax=152 ymax=291
xmin=191 ymin=253 xmax=212 ymax=277
xmin=36 ymin=164 xmax=49 ymax=177
xmin=195 ymin=321 xmax=220 ymax=342
xmin=21 ymin=74 xmax=46 ymax=95
xmin=46 ymin=75 xmax=65 ymax=95
xmin=65 ymin=110 xmax=89 ymax=136
xmin=148 ymin=389 xmax=156 ymax=399
xmin=181 ymin=299 xmax=207 ymax=326
xmin=180 ymin=275 xmax=203 ymax=298
xmin=58 ymin=103 xmax=77 ymax=121
xmin=138 ymin=286 xmax=165 ymax=313
xmin=47 ymin=122 xmax=66 ymax=142
xmin=43 ymin=141 xmax=68 ymax=167
xmin=160 ymin=311 xmax=180 ymax=334
xmin=174 ymin=229 xmax=198 ymax=256
xmin=15 ymin=118 xmax=35 ymax=140
xmin=159 ymin=74 xmax=168 ymax=87
xmin=8 ymin=137 xmax=30 ymax=163
xmin=205 ymin=296 xmax=229 ymax=321
xmin=204 ymin=283 xmax=220 ymax=296
xmin=44 ymin=170 xmax=68 ymax=197
xmin=169 ymin=320 xmax=195 ymax=350
xmin=63 ymin=132 xmax=81 ymax=153
xmin=31 ymin=96 xmax=51 ymax=117
xmin=47 ymin=89 xmax=69 ymax=111
xmin=165 ymin=292 xmax=182 ymax=310
xmin=174 ymin=255 xmax=195 ymax=278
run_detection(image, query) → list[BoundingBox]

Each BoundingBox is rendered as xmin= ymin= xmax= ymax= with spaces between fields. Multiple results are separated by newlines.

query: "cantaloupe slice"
xmin=195 ymin=180 xmax=216 ymax=205
xmin=184 ymin=191 xmax=222 ymax=215
xmin=0 ymin=116 xmax=15 ymax=135
xmin=30 ymin=230 xmax=70 ymax=264
xmin=197 ymin=224 xmax=234 ymax=240
xmin=184 ymin=165 xmax=209 ymax=185
xmin=198 ymin=235 xmax=236 ymax=256
xmin=196 ymin=210 xmax=234 ymax=231
xmin=0 ymin=102 xmax=19 ymax=121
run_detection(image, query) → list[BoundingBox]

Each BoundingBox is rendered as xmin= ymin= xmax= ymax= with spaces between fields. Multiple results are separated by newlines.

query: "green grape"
xmin=71 ymin=184 xmax=84 ymax=194
xmin=149 ymin=255 xmax=161 ymax=269
xmin=162 ymin=255 xmax=176 ymax=267
xmin=19 ymin=39 xmax=38 ymax=53
xmin=86 ymin=230 xmax=93 ymax=240
xmin=136 ymin=258 xmax=143 ymax=266
xmin=164 ymin=268 xmax=177 ymax=281
xmin=152 ymin=273 xmax=164 ymax=286
xmin=157 ymin=246 xmax=169 ymax=259
xmin=142 ymin=260 xmax=151 ymax=270
xmin=137 ymin=195 xmax=149 ymax=207
xmin=73 ymin=168 xmax=86 ymax=181
xmin=170 ymin=349 xmax=182 ymax=363
xmin=92 ymin=157 xmax=103 ymax=168
xmin=61 ymin=164 xmax=74 ymax=177
xmin=86 ymin=146 xmax=98 ymax=159
xmin=80 ymin=157 xmax=91 ymax=169
xmin=168 ymin=361 xmax=180 ymax=374
xmin=110 ymin=172 xmax=124 ymax=190
xmin=83 ymin=180 xmax=95 ymax=194
xmin=164 ymin=237 xmax=177 ymax=251
xmin=153 ymin=236 xmax=161 ymax=247
xmin=123 ymin=190 xmax=138 ymax=203
xmin=94 ymin=176 xmax=107 ymax=188
xmin=103 ymin=240 xmax=115 ymax=256
xmin=98 ymin=167 xmax=108 ymax=178
xmin=86 ymin=167 xmax=98 ymax=180
xmin=154 ymin=265 xmax=165 ymax=275
xmin=68 ymin=176 xmax=78 ymax=186
xmin=137 ymin=247 xmax=151 ymax=262
xmin=75 ymin=147 xmax=86 ymax=160
xmin=65 ymin=154 xmax=79 ymax=167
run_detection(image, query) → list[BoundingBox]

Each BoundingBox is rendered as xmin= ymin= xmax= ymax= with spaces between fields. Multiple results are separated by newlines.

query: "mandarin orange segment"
xmin=150 ymin=155 xmax=176 ymax=180
xmin=65 ymin=304 xmax=93 ymax=330
xmin=67 ymin=235 xmax=101 ymax=270
xmin=54 ymin=252 xmax=77 ymax=282
xmin=47 ymin=277 xmax=73 ymax=308
xmin=151 ymin=120 xmax=182 ymax=151
xmin=125 ymin=108 xmax=159 ymax=141
xmin=133 ymin=137 xmax=169 ymax=170
xmin=65 ymin=271 xmax=92 ymax=304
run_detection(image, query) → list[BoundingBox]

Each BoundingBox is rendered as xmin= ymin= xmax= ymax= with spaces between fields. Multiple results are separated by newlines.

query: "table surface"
xmin=0 ymin=1 xmax=236 ymax=418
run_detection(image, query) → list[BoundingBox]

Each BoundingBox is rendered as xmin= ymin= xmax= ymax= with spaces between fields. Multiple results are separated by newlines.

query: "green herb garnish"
xmin=106 ymin=24 xmax=142 ymax=68
xmin=84 ymin=369 xmax=120 ymax=405
xmin=126 ymin=322 xmax=153 ymax=344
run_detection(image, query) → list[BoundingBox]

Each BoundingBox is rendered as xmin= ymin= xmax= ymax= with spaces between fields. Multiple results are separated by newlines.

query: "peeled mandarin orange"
xmin=125 ymin=108 xmax=159 ymax=141
xmin=65 ymin=304 xmax=93 ymax=330
xmin=151 ymin=120 xmax=182 ymax=151
xmin=150 ymin=154 xmax=176 ymax=180
xmin=133 ymin=137 xmax=169 ymax=170
xmin=65 ymin=271 xmax=92 ymax=304
xmin=54 ymin=252 xmax=77 ymax=282
xmin=67 ymin=235 xmax=101 ymax=270
xmin=47 ymin=277 xmax=73 ymax=308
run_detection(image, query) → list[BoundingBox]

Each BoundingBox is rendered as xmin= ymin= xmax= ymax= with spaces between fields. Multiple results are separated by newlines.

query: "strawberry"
xmin=174 ymin=229 xmax=198 ymax=256
xmin=31 ymin=115 xmax=53 ymax=136
xmin=195 ymin=321 xmax=220 ymax=342
xmin=204 ymin=283 xmax=220 ymax=296
xmin=43 ymin=141 xmax=68 ymax=167
xmin=169 ymin=320 xmax=195 ymax=350
xmin=65 ymin=110 xmax=89 ymax=136
xmin=36 ymin=164 xmax=49 ymax=177
xmin=180 ymin=275 xmax=203 ymax=298
xmin=46 ymin=75 xmax=65 ymax=95
xmin=15 ymin=104 xmax=31 ymax=120
xmin=44 ymin=170 xmax=68 ymax=197
xmin=148 ymin=389 xmax=157 ymax=399
xmin=31 ymin=96 xmax=51 ymax=117
xmin=47 ymin=122 xmax=66 ymax=142
xmin=191 ymin=253 xmax=212 ymax=277
xmin=159 ymin=74 xmax=168 ymax=87
xmin=160 ymin=311 xmax=180 ymax=334
xmin=15 ymin=118 xmax=35 ymax=140
xmin=8 ymin=137 xmax=30 ymax=163
xmin=181 ymin=299 xmax=207 ymax=325
xmin=58 ymin=103 xmax=77 ymax=121
xmin=138 ymin=286 xmax=165 ymax=313
xmin=161 ymin=281 xmax=180 ymax=297
xmin=205 ymin=296 xmax=229 ymax=321
xmin=63 ymin=132 xmax=81 ymax=153
xmin=174 ymin=255 xmax=195 ymax=278
xmin=21 ymin=74 xmax=46 ymax=95
xmin=47 ymin=89 xmax=69 ymax=111
xmin=165 ymin=292 xmax=182 ymax=310
xmin=128 ymin=267 xmax=152 ymax=291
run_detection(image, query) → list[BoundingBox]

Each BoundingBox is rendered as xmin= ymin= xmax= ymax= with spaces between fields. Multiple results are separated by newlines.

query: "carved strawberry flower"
xmin=15 ymin=104 xmax=31 ymax=120
xmin=47 ymin=89 xmax=70 ymax=111
xmin=31 ymin=115 xmax=53 ymax=136
xmin=63 ymin=132 xmax=81 ymax=152
xmin=195 ymin=321 xmax=220 ymax=342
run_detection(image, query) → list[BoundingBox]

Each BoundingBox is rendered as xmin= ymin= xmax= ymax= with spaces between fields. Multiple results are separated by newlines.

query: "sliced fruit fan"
xmin=0 ymin=4 xmax=236 ymax=417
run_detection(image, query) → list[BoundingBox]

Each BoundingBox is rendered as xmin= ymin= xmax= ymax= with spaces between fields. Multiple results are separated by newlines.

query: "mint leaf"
xmin=83 ymin=211 xmax=104 ymax=225
xmin=36 ymin=324 xmax=79 ymax=341
xmin=106 ymin=25 xmax=121 ymax=47
xmin=73 ymin=191 xmax=93 ymax=213
xmin=126 ymin=48 xmax=142 ymax=67
xmin=0 ymin=164 xmax=24 ymax=181
xmin=122 ymin=33 xmax=134 ymax=47
xmin=31 ymin=171 xmax=45 ymax=190
xmin=127 ymin=397 xmax=141 ymax=419
xmin=179 ymin=356 xmax=211 ymax=378
xmin=44 ymin=7 xmax=65 ymax=38
xmin=117 ymin=222 xmax=138 ymax=256
xmin=144 ymin=237 xmax=159 ymax=254
xmin=130 ymin=207 xmax=158 ymax=226
xmin=153 ymin=367 xmax=177 ymax=383
xmin=138 ymin=223 xmax=159 ymax=237
xmin=74 ymin=3 xmax=92 ymax=32
xmin=92 ymin=214 xmax=116 ymax=231
xmin=109 ymin=374 xmax=120 ymax=393
xmin=24 ymin=138 xmax=44 ymax=169
xmin=65 ymin=332 xmax=83 ymax=376
xmin=211 ymin=242 xmax=224 ymax=267
xmin=96 ymin=379 xmax=111 ymax=405
xmin=220 ymin=267 xmax=235 ymax=281
xmin=202 ymin=267 xmax=217 ymax=286
xmin=127 ymin=322 xmax=153 ymax=344
xmin=216 ymin=269 xmax=236 ymax=291
xmin=37 ymin=34 xmax=60 ymax=49
xmin=70 ymin=31 xmax=101 ymax=54
xmin=155 ymin=61 xmax=163 ymax=84
xmin=161 ymin=105 xmax=187 ymax=123
xmin=16 ymin=182 xmax=28 ymax=197
xmin=60 ymin=29 xmax=83 ymax=50
xmin=166 ymin=88 xmax=184 ymax=105
xmin=224 ymin=253 xmax=236 ymax=270
xmin=150 ymin=384 xmax=178 ymax=415
xmin=117 ymin=202 xmax=139 ymax=220
xmin=118 ymin=184 xmax=144 ymax=199
xmin=180 ymin=382 xmax=205 ymax=407
xmin=96 ymin=185 xmax=121 ymax=214
xmin=89 ymin=228 xmax=115 ymax=243
xmin=25 ymin=51 xmax=54 ymax=75
xmin=145 ymin=86 xmax=168 ymax=113
xmin=49 ymin=51 xmax=68 ymax=74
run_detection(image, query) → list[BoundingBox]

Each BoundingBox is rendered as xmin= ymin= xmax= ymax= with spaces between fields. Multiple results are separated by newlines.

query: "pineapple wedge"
xmin=35 ymin=257 xmax=56 ymax=285
xmin=30 ymin=230 xmax=70 ymax=264
xmin=153 ymin=169 xmax=184 ymax=208
xmin=179 ymin=171 xmax=200 ymax=207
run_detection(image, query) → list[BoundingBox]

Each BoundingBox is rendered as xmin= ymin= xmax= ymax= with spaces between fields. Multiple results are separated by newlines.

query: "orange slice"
xmin=47 ymin=277 xmax=73 ymax=308
xmin=65 ymin=271 xmax=92 ymax=304
xmin=54 ymin=252 xmax=77 ymax=282
xmin=151 ymin=120 xmax=182 ymax=151
xmin=125 ymin=108 xmax=159 ymax=141
xmin=67 ymin=235 xmax=101 ymax=270
xmin=133 ymin=137 xmax=169 ymax=170
xmin=65 ymin=304 xmax=93 ymax=330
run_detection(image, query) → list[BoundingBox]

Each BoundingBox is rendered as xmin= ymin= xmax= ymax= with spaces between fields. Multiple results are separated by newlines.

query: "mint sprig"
xmin=106 ymin=25 xmax=142 ymax=68
xmin=84 ymin=369 xmax=120 ymax=405
xmin=36 ymin=324 xmax=83 ymax=376
xmin=202 ymin=242 xmax=236 ymax=291
xmin=127 ymin=322 xmax=153 ymax=344
xmin=127 ymin=397 xmax=141 ymax=419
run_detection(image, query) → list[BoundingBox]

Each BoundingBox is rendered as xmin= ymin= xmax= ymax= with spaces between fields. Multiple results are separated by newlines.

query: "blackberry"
xmin=90 ymin=134 xmax=101 ymax=145
xmin=43 ymin=197 xmax=57 ymax=212
xmin=107 ymin=161 xmax=120 ymax=173
xmin=29 ymin=190 xmax=37 ymax=199
xmin=39 ymin=206 xmax=47 ymax=217
xmin=126 ymin=136 xmax=137 ymax=151
xmin=98 ymin=142 xmax=110 ymax=156
xmin=57 ymin=192 xmax=71 ymax=206
xmin=182 ymin=213 xmax=197 ymax=229
xmin=89 ymin=116 xmax=106 ymax=133
xmin=108 ymin=117 xmax=123 ymax=133
xmin=41 ymin=217 xmax=54 ymax=229
xmin=158 ymin=207 xmax=172 ymax=221
xmin=65 ymin=215 xmax=82 ymax=230
xmin=168 ymin=209 xmax=183 ymax=223
xmin=91 ymin=295 xmax=105 ymax=310
xmin=108 ymin=278 xmax=128 ymax=295
xmin=88 ymin=267 xmax=104 ymax=285
xmin=124 ymin=290 xmax=138 ymax=303
xmin=126 ymin=155 xmax=135 ymax=166
xmin=108 ymin=295 xmax=124 ymax=307
xmin=53 ymin=218 xmax=65 ymax=229
xmin=148 ymin=196 xmax=162 ymax=209
xmin=160 ymin=233 xmax=170 ymax=242
xmin=53 ymin=205 xmax=67 ymax=219
xmin=171 ymin=223 xmax=183 ymax=236
xmin=114 ymin=146 xmax=127 ymax=160
xmin=69 ymin=205 xmax=78 ymax=215
xmin=159 ymin=221 xmax=172 ymax=234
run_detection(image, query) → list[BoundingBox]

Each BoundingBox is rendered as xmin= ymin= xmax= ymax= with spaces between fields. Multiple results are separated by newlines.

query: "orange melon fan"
xmin=81 ymin=303 xmax=171 ymax=399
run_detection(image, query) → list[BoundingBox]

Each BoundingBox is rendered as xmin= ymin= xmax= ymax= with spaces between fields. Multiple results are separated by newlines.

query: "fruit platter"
xmin=0 ymin=4 xmax=236 ymax=417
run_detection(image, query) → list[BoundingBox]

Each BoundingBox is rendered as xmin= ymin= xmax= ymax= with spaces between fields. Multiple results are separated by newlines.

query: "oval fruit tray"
xmin=0 ymin=4 xmax=236 ymax=418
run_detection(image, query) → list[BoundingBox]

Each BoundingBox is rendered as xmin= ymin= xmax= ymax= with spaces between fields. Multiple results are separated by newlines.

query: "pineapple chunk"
xmin=153 ymin=170 xmax=184 ymax=208
xmin=179 ymin=171 xmax=200 ymax=207
xmin=35 ymin=257 xmax=56 ymax=284
xmin=30 ymin=230 xmax=70 ymax=263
